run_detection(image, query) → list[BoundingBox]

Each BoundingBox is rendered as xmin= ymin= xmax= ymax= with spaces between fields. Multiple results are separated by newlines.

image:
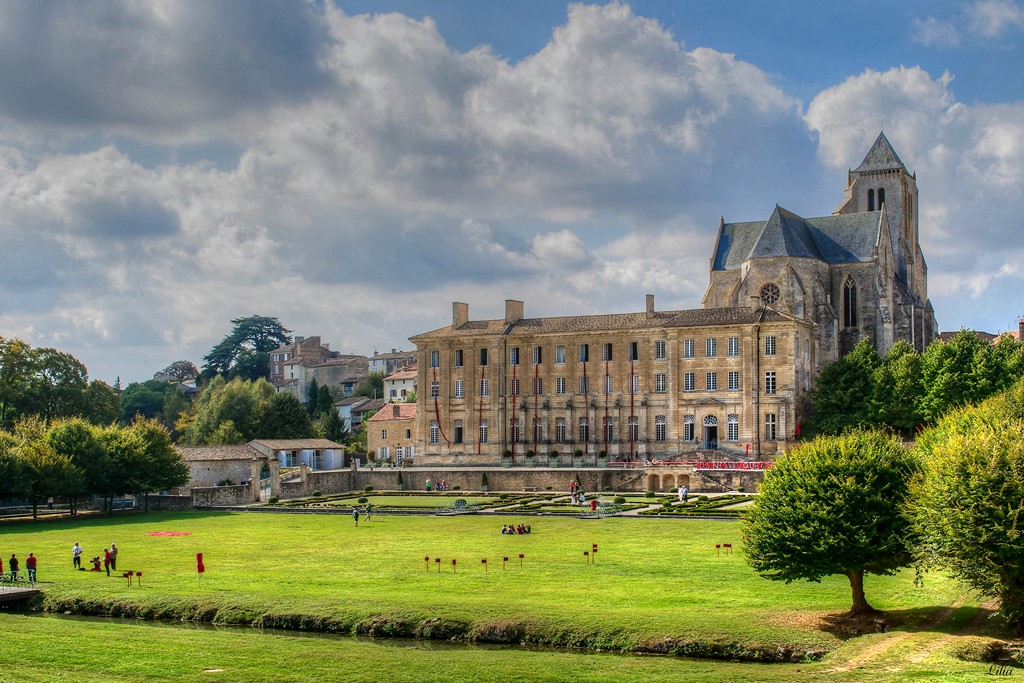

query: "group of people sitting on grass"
xmin=500 ymin=524 xmax=531 ymax=535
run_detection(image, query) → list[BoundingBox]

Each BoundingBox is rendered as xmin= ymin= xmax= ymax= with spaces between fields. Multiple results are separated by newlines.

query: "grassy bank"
xmin=0 ymin=612 xmax=1005 ymax=683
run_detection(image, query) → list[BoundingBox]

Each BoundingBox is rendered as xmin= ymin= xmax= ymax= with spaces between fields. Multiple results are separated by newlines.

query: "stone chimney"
xmin=453 ymin=302 xmax=469 ymax=328
xmin=505 ymin=299 xmax=524 ymax=324
xmin=646 ymin=294 xmax=655 ymax=318
xmin=392 ymin=405 xmax=400 ymax=418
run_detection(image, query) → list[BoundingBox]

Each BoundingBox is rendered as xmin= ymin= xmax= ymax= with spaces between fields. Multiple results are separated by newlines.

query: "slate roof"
xmin=853 ymin=132 xmax=907 ymax=173
xmin=712 ymin=207 xmax=881 ymax=272
xmin=176 ymin=444 xmax=264 ymax=462
xmin=410 ymin=307 xmax=797 ymax=340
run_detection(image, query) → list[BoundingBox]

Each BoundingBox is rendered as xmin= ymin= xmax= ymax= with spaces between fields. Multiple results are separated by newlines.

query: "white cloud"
xmin=911 ymin=17 xmax=961 ymax=47
xmin=967 ymin=0 xmax=1024 ymax=37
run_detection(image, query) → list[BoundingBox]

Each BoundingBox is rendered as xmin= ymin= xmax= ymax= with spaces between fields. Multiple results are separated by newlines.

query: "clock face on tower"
xmin=760 ymin=283 xmax=780 ymax=305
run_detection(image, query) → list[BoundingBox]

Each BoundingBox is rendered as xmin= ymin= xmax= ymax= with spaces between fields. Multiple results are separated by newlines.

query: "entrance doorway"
xmin=259 ymin=463 xmax=272 ymax=502
xmin=703 ymin=415 xmax=718 ymax=450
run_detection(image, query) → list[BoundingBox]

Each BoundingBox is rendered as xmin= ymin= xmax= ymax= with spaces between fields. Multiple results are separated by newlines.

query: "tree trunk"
xmin=32 ymin=498 xmax=38 ymax=520
xmin=847 ymin=570 xmax=880 ymax=615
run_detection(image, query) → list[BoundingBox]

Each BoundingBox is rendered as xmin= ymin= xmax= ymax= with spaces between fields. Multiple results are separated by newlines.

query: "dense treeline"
xmin=175 ymin=376 xmax=348 ymax=445
xmin=0 ymin=337 xmax=120 ymax=430
xmin=0 ymin=417 xmax=188 ymax=518
xmin=807 ymin=331 xmax=1024 ymax=435
xmin=747 ymin=376 xmax=1024 ymax=635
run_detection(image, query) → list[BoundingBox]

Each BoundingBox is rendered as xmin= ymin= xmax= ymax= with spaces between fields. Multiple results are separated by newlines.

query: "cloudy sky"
xmin=2 ymin=1 xmax=1023 ymax=385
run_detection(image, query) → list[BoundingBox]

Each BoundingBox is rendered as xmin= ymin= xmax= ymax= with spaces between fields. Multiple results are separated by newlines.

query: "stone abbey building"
xmin=409 ymin=133 xmax=937 ymax=464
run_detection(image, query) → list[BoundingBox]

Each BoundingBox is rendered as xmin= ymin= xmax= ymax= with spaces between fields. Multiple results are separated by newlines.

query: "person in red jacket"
xmin=25 ymin=553 xmax=37 ymax=582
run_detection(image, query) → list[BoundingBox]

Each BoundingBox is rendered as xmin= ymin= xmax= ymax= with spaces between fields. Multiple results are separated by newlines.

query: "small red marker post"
xmin=425 ymin=556 xmax=430 ymax=572
xmin=452 ymin=559 xmax=457 ymax=574
xmin=436 ymin=557 xmax=441 ymax=573
xmin=135 ymin=571 xmax=142 ymax=587
xmin=592 ymin=544 xmax=598 ymax=564
xmin=723 ymin=543 xmax=732 ymax=556
xmin=481 ymin=558 xmax=487 ymax=572
xmin=518 ymin=553 xmax=524 ymax=568
xmin=716 ymin=544 xmax=721 ymax=556
xmin=584 ymin=551 xmax=590 ymax=563
xmin=503 ymin=556 xmax=508 ymax=571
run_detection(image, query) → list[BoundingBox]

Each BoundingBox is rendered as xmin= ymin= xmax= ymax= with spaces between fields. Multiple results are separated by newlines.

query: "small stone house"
xmin=366 ymin=403 xmax=417 ymax=465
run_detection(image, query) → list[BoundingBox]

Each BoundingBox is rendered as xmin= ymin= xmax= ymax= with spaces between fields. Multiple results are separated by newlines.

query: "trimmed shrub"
xmin=545 ymin=486 xmax=553 ymax=491
xmin=498 ymin=493 xmax=508 ymax=500
xmin=268 ymin=496 xmax=279 ymax=504
xmin=603 ymin=485 xmax=612 ymax=491
xmin=357 ymin=497 xmax=368 ymax=504
xmin=364 ymin=485 xmax=374 ymax=492
xmin=613 ymin=496 xmax=626 ymax=504
xmin=452 ymin=485 xmax=461 ymax=491
xmin=645 ymin=491 xmax=656 ymax=498
xmin=311 ymin=490 xmax=322 ymax=497
xmin=669 ymin=487 xmax=678 ymax=493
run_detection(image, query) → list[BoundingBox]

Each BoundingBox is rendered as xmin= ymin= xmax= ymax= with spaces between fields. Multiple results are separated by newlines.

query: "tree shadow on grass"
xmin=817 ymin=604 xmax=1001 ymax=640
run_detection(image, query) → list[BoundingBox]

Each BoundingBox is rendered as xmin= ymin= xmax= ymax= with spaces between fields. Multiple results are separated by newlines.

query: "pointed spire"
xmin=853 ymin=131 xmax=906 ymax=173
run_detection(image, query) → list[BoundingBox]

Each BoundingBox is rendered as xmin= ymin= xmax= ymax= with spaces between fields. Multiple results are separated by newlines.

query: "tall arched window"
xmin=878 ymin=187 xmax=885 ymax=207
xmin=510 ymin=418 xmax=521 ymax=443
xmin=578 ymin=417 xmax=589 ymax=444
xmin=843 ymin=276 xmax=858 ymax=328
xmin=867 ymin=188 xmax=875 ymax=211
xmin=628 ymin=416 xmax=639 ymax=442
xmin=533 ymin=418 xmax=543 ymax=443
xmin=655 ymin=415 xmax=667 ymax=442
xmin=453 ymin=419 xmax=463 ymax=444
xmin=555 ymin=418 xmax=566 ymax=443
xmin=603 ymin=416 xmax=614 ymax=442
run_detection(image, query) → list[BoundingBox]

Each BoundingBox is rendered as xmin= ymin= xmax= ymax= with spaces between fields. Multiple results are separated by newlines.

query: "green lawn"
xmin=1 ymin=510 xmax=981 ymax=654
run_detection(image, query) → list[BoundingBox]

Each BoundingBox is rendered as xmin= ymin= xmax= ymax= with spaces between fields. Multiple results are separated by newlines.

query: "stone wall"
xmin=192 ymin=484 xmax=252 ymax=507
xmin=143 ymin=494 xmax=193 ymax=511
xmin=280 ymin=468 xmax=355 ymax=499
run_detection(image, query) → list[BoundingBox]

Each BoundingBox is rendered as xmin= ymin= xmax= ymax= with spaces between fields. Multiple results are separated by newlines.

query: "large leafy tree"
xmin=83 ymin=380 xmax=121 ymax=426
xmin=156 ymin=360 xmax=199 ymax=383
xmin=871 ymin=341 xmax=924 ymax=433
xmin=126 ymin=418 xmax=189 ymax=509
xmin=808 ymin=339 xmax=880 ymax=434
xmin=254 ymin=392 xmax=314 ymax=440
xmin=203 ymin=315 xmax=291 ymax=377
xmin=912 ymin=379 xmax=1024 ymax=635
xmin=45 ymin=418 xmax=109 ymax=517
xmin=178 ymin=377 xmax=276 ymax=445
xmin=26 ymin=347 xmax=89 ymax=424
xmin=0 ymin=337 xmax=34 ymax=430
xmin=119 ymin=380 xmax=171 ymax=424
xmin=0 ymin=431 xmax=30 ymax=502
xmin=919 ymin=330 xmax=992 ymax=423
xmin=743 ymin=430 xmax=920 ymax=615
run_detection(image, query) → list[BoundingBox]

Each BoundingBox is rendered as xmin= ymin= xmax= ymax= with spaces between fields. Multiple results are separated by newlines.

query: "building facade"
xmin=366 ymin=403 xmax=418 ymax=465
xmin=410 ymin=297 xmax=812 ymax=464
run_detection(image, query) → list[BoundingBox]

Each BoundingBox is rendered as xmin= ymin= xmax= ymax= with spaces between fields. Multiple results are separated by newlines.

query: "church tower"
xmin=833 ymin=132 xmax=926 ymax=308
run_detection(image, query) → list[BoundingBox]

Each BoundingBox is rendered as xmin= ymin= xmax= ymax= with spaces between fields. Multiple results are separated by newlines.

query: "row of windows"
xmin=437 ymin=371 xmax=779 ymax=397
xmin=429 ymin=337 xmax=779 ymax=368
xmin=428 ymin=413 xmax=781 ymax=444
